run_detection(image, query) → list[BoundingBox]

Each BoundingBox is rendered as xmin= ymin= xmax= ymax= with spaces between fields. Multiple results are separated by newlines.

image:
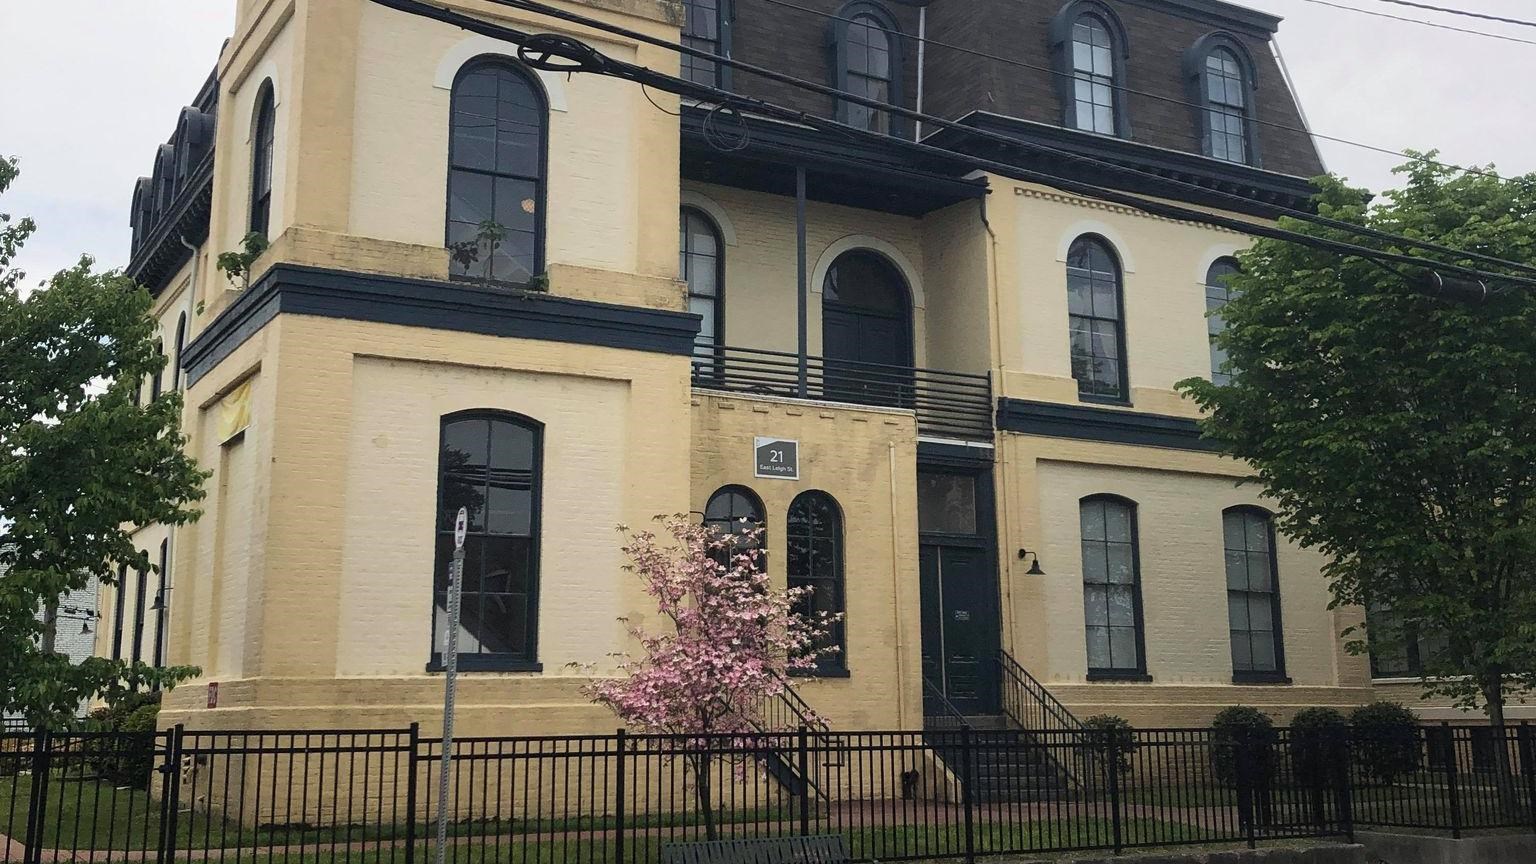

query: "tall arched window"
xmin=172 ymin=312 xmax=188 ymax=391
xmin=448 ymin=59 xmax=547 ymax=286
xmin=1187 ymin=35 xmax=1257 ymax=165
xmin=1080 ymin=496 xmax=1145 ymax=678
xmin=1224 ymin=507 xmax=1285 ymax=680
xmin=249 ymin=81 xmax=276 ymax=237
xmin=823 ymin=249 xmax=913 ymax=405
xmin=150 ymin=339 xmax=164 ymax=401
xmin=435 ymin=410 xmax=543 ymax=669
xmin=1071 ymin=16 xmax=1115 ymax=134
xmin=681 ymin=207 xmax=725 ymax=367
xmin=704 ymin=485 xmax=766 ymax=567
xmin=787 ymin=491 xmax=845 ymax=673
xmin=1066 ymin=236 xmax=1127 ymax=402
xmin=681 ymin=0 xmax=730 ymax=88
xmin=832 ymin=3 xmax=900 ymax=134
xmin=1205 ymin=258 xmax=1240 ymax=385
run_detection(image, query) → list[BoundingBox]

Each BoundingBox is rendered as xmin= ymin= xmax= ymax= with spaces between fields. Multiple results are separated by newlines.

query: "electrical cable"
xmin=1365 ymin=0 xmax=1536 ymax=28
xmin=1294 ymin=0 xmax=1536 ymax=44
xmin=362 ymin=0 xmax=1536 ymax=297
xmin=755 ymin=0 xmax=1513 ymax=184
xmin=469 ymin=0 xmax=1536 ymax=280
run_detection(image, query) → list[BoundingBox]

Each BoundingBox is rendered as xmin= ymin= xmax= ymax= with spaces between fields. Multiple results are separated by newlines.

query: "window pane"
xmin=1108 ymin=585 xmax=1136 ymax=626
xmin=1228 ymin=593 xmax=1249 ymax=630
xmin=1250 ymin=633 xmax=1277 ymax=671
xmin=1225 ymin=550 xmax=1248 ymax=590
xmin=1107 ymin=543 xmax=1134 ymax=584
xmin=448 ymin=171 xmax=494 ymax=228
xmin=917 ymin=473 xmax=977 ymax=535
xmin=1082 ymin=541 xmax=1107 ymax=584
xmin=1103 ymin=503 xmax=1131 ymax=542
xmin=1086 ymin=626 xmax=1111 ymax=669
xmin=1080 ymin=500 xmax=1105 ymax=540
xmin=1248 ymin=594 xmax=1274 ymax=632
xmin=481 ymin=536 xmax=533 ymax=593
xmin=1230 ymin=632 xmax=1252 ymax=670
xmin=1110 ymin=627 xmax=1138 ymax=669
xmin=1247 ymin=551 xmax=1272 ymax=592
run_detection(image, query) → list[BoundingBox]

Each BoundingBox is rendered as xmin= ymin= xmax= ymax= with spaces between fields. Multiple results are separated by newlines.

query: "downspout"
xmin=889 ymin=440 xmax=907 ymax=728
xmin=914 ymin=5 xmax=927 ymax=140
xmin=979 ymin=194 xmax=1017 ymax=656
xmin=796 ymin=166 xmax=809 ymax=397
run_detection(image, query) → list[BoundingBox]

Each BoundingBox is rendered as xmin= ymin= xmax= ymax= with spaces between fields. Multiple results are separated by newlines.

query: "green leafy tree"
xmin=0 ymin=156 xmax=207 ymax=728
xmin=1179 ymin=157 xmax=1536 ymax=733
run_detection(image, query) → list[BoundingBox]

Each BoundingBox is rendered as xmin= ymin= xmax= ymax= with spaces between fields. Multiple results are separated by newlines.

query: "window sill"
xmin=1232 ymin=672 xmax=1291 ymax=685
xmin=790 ymin=667 xmax=851 ymax=679
xmin=1078 ymin=394 xmax=1133 ymax=408
xmin=1087 ymin=671 xmax=1153 ymax=683
xmin=426 ymin=657 xmax=543 ymax=674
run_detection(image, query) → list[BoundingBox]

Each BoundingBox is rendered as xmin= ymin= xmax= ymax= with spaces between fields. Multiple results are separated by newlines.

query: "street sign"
xmin=206 ymin=682 xmax=219 ymax=709
xmin=454 ymin=507 xmax=468 ymax=549
xmin=754 ymin=437 xmax=800 ymax=480
xmin=436 ymin=507 xmax=470 ymax=864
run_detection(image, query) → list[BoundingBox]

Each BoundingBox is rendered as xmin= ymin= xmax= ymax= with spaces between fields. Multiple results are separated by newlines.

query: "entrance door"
xmin=920 ymin=544 xmax=999 ymax=715
xmin=822 ymin=251 xmax=912 ymax=405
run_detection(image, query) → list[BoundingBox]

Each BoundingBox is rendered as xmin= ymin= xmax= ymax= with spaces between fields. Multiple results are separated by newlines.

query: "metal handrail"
xmin=997 ymin=649 xmax=1086 ymax=735
xmin=921 ymin=677 xmax=972 ymax=730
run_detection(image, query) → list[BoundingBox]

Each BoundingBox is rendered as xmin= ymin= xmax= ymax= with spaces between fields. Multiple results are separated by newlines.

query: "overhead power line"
xmin=1295 ymin=0 xmax=1536 ymax=44
xmin=362 ymin=0 xmax=1536 ymax=298
xmin=757 ymin=0 xmax=1512 ymax=184
xmin=1366 ymin=0 xmax=1536 ymax=28
xmin=463 ymin=0 xmax=1536 ymax=281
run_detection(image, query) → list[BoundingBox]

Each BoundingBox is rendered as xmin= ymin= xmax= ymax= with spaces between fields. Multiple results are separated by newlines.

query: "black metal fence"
xmin=2 ymin=723 xmax=1532 ymax=864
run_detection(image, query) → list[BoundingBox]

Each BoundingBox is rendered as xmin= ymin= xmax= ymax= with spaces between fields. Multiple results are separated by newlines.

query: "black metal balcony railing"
xmin=691 ymin=345 xmax=994 ymax=440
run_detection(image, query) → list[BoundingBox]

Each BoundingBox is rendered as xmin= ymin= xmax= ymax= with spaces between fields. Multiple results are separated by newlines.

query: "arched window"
xmin=681 ymin=207 xmax=725 ymax=365
xmin=1050 ymin=3 xmax=1130 ymax=136
xmin=823 ymin=249 xmax=913 ymax=405
xmin=434 ymin=410 xmax=543 ymax=669
xmin=1080 ymin=496 xmax=1145 ymax=677
xmin=704 ymin=485 xmax=766 ymax=568
xmin=447 ymin=59 xmax=548 ymax=286
xmin=172 ymin=312 xmax=188 ymax=391
xmin=1066 ymin=236 xmax=1127 ymax=402
xmin=249 ymin=81 xmax=276 ymax=237
xmin=787 ymin=491 xmax=845 ymax=673
xmin=832 ymin=3 xmax=901 ymax=134
xmin=1205 ymin=258 xmax=1240 ymax=385
xmin=1224 ymin=507 xmax=1285 ymax=680
xmin=150 ymin=339 xmax=164 ymax=401
xmin=681 ymin=0 xmax=730 ymax=88
xmin=1187 ymin=35 xmax=1257 ymax=165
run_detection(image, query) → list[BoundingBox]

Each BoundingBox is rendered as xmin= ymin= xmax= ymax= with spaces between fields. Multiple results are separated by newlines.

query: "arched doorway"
xmin=821 ymin=250 xmax=913 ymax=405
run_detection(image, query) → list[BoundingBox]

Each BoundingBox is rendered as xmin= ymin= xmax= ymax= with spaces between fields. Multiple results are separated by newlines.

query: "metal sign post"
xmin=434 ymin=507 xmax=468 ymax=864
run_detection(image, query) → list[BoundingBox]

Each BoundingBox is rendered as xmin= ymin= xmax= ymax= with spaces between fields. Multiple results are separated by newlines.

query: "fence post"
xmin=1332 ymin=726 xmax=1354 ymax=843
xmin=797 ymin=726 xmax=811 ymax=835
xmin=1235 ymin=728 xmax=1257 ymax=850
xmin=1105 ymin=734 xmax=1123 ymax=855
xmin=158 ymin=725 xmax=185 ymax=864
xmin=1442 ymin=723 xmax=1463 ymax=840
xmin=22 ymin=729 xmax=50 ymax=864
xmin=960 ymin=725 xmax=976 ymax=864
xmin=405 ymin=722 xmax=420 ymax=864
xmin=615 ymin=728 xmax=627 ymax=864
xmin=1520 ymin=723 xmax=1536 ymax=831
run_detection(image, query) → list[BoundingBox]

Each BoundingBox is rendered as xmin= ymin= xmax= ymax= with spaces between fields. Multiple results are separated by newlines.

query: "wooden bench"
xmin=662 ymin=835 xmax=851 ymax=864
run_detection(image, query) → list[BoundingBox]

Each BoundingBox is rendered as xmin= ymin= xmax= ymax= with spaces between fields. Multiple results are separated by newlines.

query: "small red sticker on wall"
xmin=206 ymin=682 xmax=219 ymax=709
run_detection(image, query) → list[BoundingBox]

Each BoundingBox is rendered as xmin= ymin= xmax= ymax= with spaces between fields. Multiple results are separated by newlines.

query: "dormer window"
xmin=1050 ymin=1 xmax=1131 ymax=137
xmin=1187 ymin=34 xmax=1259 ymax=165
xmin=831 ymin=2 xmax=902 ymax=135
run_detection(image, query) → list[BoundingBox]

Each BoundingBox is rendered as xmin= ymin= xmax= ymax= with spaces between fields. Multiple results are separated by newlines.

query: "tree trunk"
xmin=690 ymin=751 xmax=718 ymax=840
xmin=40 ymin=600 xmax=58 ymax=655
xmin=1482 ymin=673 xmax=1522 ymax=819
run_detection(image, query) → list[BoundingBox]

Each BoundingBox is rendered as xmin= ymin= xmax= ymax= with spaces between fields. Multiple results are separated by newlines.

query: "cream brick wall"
xmin=690 ymin=391 xmax=924 ymax=730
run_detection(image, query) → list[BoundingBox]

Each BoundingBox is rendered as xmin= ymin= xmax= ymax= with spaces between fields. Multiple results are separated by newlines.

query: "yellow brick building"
xmin=105 ymin=0 xmax=1425 ymax=737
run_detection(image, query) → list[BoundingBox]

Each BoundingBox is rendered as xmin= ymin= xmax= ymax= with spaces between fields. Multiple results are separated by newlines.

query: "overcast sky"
xmin=2 ymin=0 xmax=1532 ymax=286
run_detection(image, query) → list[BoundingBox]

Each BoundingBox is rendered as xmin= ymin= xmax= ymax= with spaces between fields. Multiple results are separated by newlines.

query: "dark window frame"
xmin=680 ymin=0 xmax=734 ymax=89
xmin=173 ymin=312 xmax=188 ymax=391
xmin=1205 ymin=257 xmax=1241 ymax=386
xmin=445 ymin=56 xmax=550 ymax=289
xmin=111 ymin=563 xmax=128 ymax=661
xmin=151 ymin=338 xmax=164 ymax=401
xmin=680 ymin=206 xmax=726 ymax=373
xmin=249 ymin=80 xmax=276 ymax=237
xmin=703 ymin=484 xmax=767 ymax=570
xmin=828 ymin=1 xmax=904 ymax=136
xmin=153 ymin=540 xmax=168 ymax=669
xmin=1184 ymin=32 xmax=1261 ymax=167
xmin=1223 ymin=505 xmax=1288 ymax=683
xmin=1079 ymin=494 xmax=1149 ymax=681
xmin=428 ymin=409 xmax=545 ymax=673
xmin=1048 ymin=0 xmax=1133 ymax=137
xmin=1066 ymin=235 xmax=1130 ymax=404
xmin=787 ymin=490 xmax=847 ymax=677
xmin=131 ymin=565 xmax=149 ymax=665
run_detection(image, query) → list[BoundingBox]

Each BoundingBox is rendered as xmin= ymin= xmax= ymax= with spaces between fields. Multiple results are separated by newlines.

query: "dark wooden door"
xmin=920 ymin=543 xmax=1000 ymax=715
xmin=823 ymin=306 xmax=910 ymax=405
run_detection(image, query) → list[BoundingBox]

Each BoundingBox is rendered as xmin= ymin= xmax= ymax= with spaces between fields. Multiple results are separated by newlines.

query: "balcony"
xmin=690 ymin=345 xmax=993 ymax=441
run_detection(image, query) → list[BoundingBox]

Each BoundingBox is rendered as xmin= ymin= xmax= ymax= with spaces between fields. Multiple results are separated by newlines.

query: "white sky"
xmin=2 ymin=0 xmax=1532 ymax=285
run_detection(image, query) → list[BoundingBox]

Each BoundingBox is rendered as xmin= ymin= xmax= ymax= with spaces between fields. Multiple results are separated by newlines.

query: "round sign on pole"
xmin=454 ymin=507 xmax=468 ymax=550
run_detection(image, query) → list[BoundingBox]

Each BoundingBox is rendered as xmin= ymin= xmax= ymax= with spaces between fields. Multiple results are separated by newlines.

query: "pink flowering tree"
xmin=587 ymin=515 xmax=838 ymax=838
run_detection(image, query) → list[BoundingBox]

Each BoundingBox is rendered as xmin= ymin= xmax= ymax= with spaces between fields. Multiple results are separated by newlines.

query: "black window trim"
xmin=173 ymin=311 xmax=188 ymax=391
xmin=1184 ymin=31 xmax=1261 ymax=167
xmin=249 ymin=79 xmax=276 ymax=237
xmin=1066 ymin=234 xmax=1131 ymax=405
xmin=445 ymin=55 xmax=551 ymax=290
xmin=131 ymin=565 xmax=149 ymax=665
xmin=827 ymin=0 xmax=905 ymax=137
xmin=1224 ymin=505 xmax=1288 ymax=684
xmin=1048 ymin=0 xmax=1133 ymax=138
xmin=1079 ymin=493 xmax=1149 ymax=681
xmin=680 ymin=205 xmax=726 ymax=372
xmin=426 ymin=408 xmax=546 ymax=674
xmin=1205 ymin=256 xmax=1241 ymax=386
xmin=111 ymin=563 xmax=128 ymax=661
xmin=786 ymin=489 xmax=848 ymax=677
xmin=681 ymin=0 xmax=735 ymax=90
xmin=154 ymin=539 xmax=168 ymax=670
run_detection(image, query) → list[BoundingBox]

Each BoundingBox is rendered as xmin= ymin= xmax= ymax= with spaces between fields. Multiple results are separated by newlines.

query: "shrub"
xmin=1350 ymin=701 xmax=1420 ymax=786
xmin=1083 ymin=714 xmax=1136 ymax=777
xmin=1289 ymin=707 xmax=1348 ymax=788
xmin=1211 ymin=706 xmax=1277 ymax=786
xmin=88 ymin=691 xmax=162 ymax=789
